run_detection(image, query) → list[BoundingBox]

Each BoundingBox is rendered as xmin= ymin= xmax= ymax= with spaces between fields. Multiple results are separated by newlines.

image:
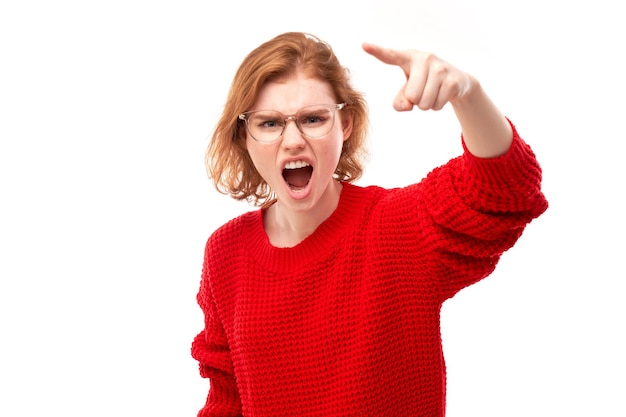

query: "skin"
xmin=245 ymin=45 xmax=513 ymax=248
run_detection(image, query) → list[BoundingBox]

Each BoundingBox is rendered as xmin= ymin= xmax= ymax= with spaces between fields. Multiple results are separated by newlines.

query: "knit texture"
xmin=191 ymin=125 xmax=548 ymax=416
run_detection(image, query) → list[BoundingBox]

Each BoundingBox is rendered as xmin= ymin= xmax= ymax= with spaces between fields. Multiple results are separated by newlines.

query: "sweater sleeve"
xmin=190 ymin=243 xmax=243 ymax=417
xmin=419 ymin=120 xmax=548 ymax=300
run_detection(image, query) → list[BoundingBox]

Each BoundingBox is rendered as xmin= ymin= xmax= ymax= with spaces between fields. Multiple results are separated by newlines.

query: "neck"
xmin=264 ymin=180 xmax=343 ymax=248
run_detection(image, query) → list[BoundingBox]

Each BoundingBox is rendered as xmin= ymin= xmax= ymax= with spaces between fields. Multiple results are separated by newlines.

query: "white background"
xmin=1 ymin=0 xmax=624 ymax=416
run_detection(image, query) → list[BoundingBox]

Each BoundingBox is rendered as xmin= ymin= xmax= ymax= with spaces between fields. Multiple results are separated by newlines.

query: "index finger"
xmin=362 ymin=42 xmax=410 ymax=71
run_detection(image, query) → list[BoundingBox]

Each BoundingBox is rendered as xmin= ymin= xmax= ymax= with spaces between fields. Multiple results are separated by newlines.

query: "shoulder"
xmin=341 ymin=181 xmax=391 ymax=205
xmin=338 ymin=182 xmax=433 ymax=237
xmin=345 ymin=180 xmax=427 ymax=207
xmin=205 ymin=210 xmax=260 ymax=257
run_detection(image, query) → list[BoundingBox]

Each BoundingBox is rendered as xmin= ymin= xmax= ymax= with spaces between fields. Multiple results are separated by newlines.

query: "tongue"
xmin=283 ymin=167 xmax=312 ymax=188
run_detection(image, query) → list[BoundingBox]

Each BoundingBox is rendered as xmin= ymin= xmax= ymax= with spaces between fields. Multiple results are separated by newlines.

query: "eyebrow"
xmin=247 ymin=102 xmax=338 ymax=113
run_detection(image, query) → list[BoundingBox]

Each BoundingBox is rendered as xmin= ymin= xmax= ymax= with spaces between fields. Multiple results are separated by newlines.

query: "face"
xmin=244 ymin=72 xmax=352 ymax=214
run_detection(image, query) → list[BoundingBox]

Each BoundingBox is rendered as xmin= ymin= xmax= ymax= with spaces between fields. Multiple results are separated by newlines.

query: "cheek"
xmin=317 ymin=137 xmax=345 ymax=171
xmin=244 ymin=138 xmax=260 ymax=169
xmin=246 ymin=138 xmax=275 ymax=177
xmin=246 ymin=136 xmax=263 ymax=163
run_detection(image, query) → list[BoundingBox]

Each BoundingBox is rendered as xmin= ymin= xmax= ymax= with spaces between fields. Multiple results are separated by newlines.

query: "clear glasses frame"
xmin=238 ymin=103 xmax=347 ymax=143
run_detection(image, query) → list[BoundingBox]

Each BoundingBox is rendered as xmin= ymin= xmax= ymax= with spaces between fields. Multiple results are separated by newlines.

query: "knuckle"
xmin=421 ymin=51 xmax=436 ymax=62
xmin=432 ymin=61 xmax=449 ymax=76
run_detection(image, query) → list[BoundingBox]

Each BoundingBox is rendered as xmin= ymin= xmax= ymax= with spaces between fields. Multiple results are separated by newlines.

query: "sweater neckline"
xmin=245 ymin=182 xmax=363 ymax=273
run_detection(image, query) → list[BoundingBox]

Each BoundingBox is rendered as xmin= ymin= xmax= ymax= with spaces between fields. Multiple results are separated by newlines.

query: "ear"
xmin=341 ymin=111 xmax=353 ymax=142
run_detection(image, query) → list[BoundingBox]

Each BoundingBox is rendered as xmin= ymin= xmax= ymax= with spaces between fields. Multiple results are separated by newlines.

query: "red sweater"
xmin=192 ymin=126 xmax=548 ymax=416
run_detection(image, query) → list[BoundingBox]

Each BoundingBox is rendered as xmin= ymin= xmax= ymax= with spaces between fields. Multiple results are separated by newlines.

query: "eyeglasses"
xmin=239 ymin=103 xmax=346 ymax=144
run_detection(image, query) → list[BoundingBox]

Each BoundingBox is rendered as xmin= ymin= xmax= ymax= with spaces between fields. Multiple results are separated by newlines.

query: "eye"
xmin=252 ymin=113 xmax=284 ymax=130
xmin=299 ymin=112 xmax=327 ymax=126
xmin=260 ymin=120 xmax=280 ymax=128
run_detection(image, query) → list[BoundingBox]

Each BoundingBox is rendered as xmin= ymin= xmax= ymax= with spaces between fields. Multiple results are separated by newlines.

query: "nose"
xmin=281 ymin=118 xmax=306 ymax=149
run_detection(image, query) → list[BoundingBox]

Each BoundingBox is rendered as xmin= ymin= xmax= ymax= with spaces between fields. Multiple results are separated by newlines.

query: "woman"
xmin=191 ymin=31 xmax=548 ymax=416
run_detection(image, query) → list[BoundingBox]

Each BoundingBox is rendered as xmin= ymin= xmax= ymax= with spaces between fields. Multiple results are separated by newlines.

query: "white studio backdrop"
xmin=1 ymin=1 xmax=624 ymax=416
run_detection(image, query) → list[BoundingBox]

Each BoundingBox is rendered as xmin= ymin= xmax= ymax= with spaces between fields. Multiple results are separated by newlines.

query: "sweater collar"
xmin=245 ymin=182 xmax=364 ymax=273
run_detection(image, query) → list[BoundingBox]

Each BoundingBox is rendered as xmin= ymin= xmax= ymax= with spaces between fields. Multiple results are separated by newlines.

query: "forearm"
xmin=451 ymin=77 xmax=513 ymax=158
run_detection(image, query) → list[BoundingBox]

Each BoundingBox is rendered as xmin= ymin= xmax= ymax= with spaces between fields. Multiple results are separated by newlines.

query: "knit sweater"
xmin=191 ymin=125 xmax=548 ymax=416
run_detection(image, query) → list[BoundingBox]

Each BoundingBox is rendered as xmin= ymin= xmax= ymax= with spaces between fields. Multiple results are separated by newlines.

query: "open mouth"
xmin=282 ymin=160 xmax=313 ymax=191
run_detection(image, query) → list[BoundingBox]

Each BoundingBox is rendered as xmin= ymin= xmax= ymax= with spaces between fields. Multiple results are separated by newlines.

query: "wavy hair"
xmin=205 ymin=32 xmax=369 ymax=206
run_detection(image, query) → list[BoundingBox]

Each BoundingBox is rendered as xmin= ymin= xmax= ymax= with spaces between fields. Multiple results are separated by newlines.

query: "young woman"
xmin=191 ymin=31 xmax=548 ymax=416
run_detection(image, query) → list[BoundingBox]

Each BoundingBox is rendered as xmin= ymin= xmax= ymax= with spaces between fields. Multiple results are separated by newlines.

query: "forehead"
xmin=252 ymin=73 xmax=335 ymax=113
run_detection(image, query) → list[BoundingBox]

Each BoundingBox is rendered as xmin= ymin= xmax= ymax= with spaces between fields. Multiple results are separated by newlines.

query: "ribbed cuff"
xmin=460 ymin=118 xmax=543 ymax=190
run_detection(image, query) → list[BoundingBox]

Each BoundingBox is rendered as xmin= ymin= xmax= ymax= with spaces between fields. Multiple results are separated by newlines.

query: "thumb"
xmin=393 ymin=88 xmax=414 ymax=112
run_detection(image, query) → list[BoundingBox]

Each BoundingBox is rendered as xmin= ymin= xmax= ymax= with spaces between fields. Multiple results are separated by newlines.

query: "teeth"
xmin=284 ymin=160 xmax=310 ymax=170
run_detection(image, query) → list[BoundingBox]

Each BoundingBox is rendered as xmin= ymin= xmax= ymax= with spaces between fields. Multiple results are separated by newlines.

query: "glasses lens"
xmin=246 ymin=110 xmax=284 ymax=143
xmin=297 ymin=105 xmax=335 ymax=139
